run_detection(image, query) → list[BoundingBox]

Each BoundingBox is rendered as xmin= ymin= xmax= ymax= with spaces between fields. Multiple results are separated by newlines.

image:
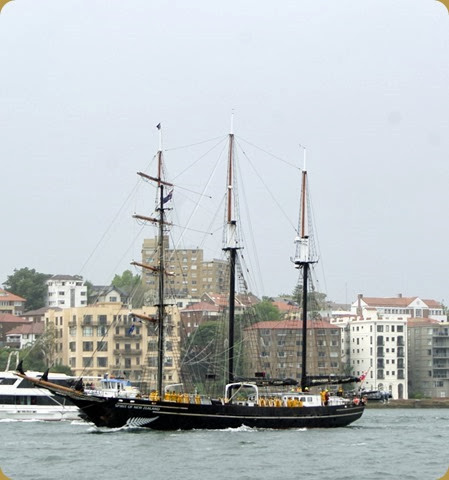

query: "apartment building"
xmin=141 ymin=237 xmax=229 ymax=300
xmin=47 ymin=275 xmax=87 ymax=308
xmin=243 ymin=320 xmax=342 ymax=382
xmin=408 ymin=319 xmax=449 ymax=398
xmin=346 ymin=312 xmax=408 ymax=399
xmin=45 ymin=302 xmax=181 ymax=391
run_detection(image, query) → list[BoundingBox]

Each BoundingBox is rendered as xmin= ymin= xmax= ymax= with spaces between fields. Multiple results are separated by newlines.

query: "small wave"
xmin=87 ymin=424 xmax=146 ymax=434
xmin=70 ymin=420 xmax=90 ymax=426
xmin=220 ymin=425 xmax=257 ymax=432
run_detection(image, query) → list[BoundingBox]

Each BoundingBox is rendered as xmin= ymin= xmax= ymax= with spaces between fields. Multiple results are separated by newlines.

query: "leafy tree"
xmin=252 ymin=299 xmax=281 ymax=322
xmin=181 ymin=321 xmax=223 ymax=394
xmin=292 ymin=283 xmax=327 ymax=318
xmin=112 ymin=270 xmax=148 ymax=308
xmin=3 ymin=268 xmax=51 ymax=311
xmin=0 ymin=348 xmax=15 ymax=371
xmin=112 ymin=270 xmax=141 ymax=291
xmin=50 ymin=364 xmax=73 ymax=375
xmin=84 ymin=280 xmax=94 ymax=304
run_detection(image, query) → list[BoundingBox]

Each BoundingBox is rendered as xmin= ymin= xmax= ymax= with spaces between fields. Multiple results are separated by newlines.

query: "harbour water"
xmin=1 ymin=408 xmax=448 ymax=480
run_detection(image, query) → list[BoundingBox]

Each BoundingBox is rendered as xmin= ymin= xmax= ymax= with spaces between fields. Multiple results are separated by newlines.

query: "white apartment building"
xmin=347 ymin=311 xmax=408 ymax=399
xmin=329 ymin=293 xmax=446 ymax=399
xmin=47 ymin=275 xmax=87 ymax=308
xmin=352 ymin=294 xmax=446 ymax=322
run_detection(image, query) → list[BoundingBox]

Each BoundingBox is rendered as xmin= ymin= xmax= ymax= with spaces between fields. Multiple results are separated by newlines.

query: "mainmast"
xmin=224 ymin=115 xmax=238 ymax=385
xmin=294 ymin=148 xmax=316 ymax=391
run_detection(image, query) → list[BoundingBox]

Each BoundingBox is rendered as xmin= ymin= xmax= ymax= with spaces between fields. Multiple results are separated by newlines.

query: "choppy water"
xmin=1 ymin=409 xmax=448 ymax=480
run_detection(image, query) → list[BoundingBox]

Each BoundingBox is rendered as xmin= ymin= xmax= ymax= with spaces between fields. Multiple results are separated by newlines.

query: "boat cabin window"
xmin=17 ymin=379 xmax=35 ymax=388
xmin=0 ymin=378 xmax=17 ymax=385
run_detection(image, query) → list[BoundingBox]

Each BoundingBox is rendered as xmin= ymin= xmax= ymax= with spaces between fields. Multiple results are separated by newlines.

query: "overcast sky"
xmin=1 ymin=0 xmax=449 ymax=305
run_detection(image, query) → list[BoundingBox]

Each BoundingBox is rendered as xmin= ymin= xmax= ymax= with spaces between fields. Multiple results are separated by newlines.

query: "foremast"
xmin=133 ymin=124 xmax=173 ymax=397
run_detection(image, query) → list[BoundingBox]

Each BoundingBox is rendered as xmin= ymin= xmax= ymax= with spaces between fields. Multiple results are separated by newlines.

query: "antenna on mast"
xmin=230 ymin=109 xmax=234 ymax=135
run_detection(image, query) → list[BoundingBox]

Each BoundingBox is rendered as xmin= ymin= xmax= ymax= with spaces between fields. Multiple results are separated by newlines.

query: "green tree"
xmin=112 ymin=270 xmax=148 ymax=308
xmin=292 ymin=284 xmax=327 ymax=318
xmin=252 ymin=300 xmax=281 ymax=322
xmin=50 ymin=364 xmax=73 ymax=375
xmin=181 ymin=321 xmax=223 ymax=394
xmin=84 ymin=280 xmax=94 ymax=304
xmin=111 ymin=270 xmax=141 ymax=291
xmin=3 ymin=268 xmax=51 ymax=311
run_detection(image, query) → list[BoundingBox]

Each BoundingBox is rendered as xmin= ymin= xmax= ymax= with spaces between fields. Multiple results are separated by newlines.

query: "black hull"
xmin=68 ymin=395 xmax=364 ymax=430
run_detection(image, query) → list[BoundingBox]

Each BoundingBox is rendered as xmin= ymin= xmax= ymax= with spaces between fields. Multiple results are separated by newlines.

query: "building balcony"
xmin=433 ymin=363 xmax=449 ymax=369
xmin=114 ymin=334 xmax=142 ymax=341
xmin=433 ymin=331 xmax=449 ymax=337
xmin=115 ymin=349 xmax=143 ymax=356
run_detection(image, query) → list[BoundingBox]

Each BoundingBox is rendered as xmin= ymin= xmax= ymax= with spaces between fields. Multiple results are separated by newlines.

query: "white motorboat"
xmin=0 ymin=370 xmax=80 ymax=421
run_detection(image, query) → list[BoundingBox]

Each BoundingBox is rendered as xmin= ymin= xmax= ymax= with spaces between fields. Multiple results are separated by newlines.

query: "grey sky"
xmin=1 ymin=0 xmax=449 ymax=304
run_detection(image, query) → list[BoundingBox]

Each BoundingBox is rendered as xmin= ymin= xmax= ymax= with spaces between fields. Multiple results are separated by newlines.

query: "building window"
xmin=82 ymin=327 xmax=93 ymax=337
xmin=97 ymin=357 xmax=108 ymax=367
xmin=97 ymin=326 xmax=107 ymax=336
xmin=83 ymin=342 xmax=94 ymax=352
xmin=82 ymin=358 xmax=93 ymax=367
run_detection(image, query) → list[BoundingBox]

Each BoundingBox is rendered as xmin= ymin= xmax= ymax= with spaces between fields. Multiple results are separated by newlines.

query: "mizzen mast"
xmin=294 ymin=147 xmax=317 ymax=391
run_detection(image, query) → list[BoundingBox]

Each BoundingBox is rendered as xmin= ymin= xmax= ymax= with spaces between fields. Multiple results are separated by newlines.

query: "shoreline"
xmin=366 ymin=398 xmax=449 ymax=408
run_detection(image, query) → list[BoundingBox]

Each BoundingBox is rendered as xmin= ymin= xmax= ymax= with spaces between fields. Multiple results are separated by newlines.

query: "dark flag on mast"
xmin=163 ymin=189 xmax=173 ymax=204
xmin=156 ymin=123 xmax=161 ymax=130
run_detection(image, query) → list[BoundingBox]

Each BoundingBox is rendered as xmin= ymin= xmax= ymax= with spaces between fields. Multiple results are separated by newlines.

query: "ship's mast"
xmin=133 ymin=124 xmax=173 ymax=397
xmin=294 ymin=147 xmax=315 ymax=391
xmin=156 ymin=132 xmax=166 ymax=397
xmin=224 ymin=115 xmax=238 ymax=385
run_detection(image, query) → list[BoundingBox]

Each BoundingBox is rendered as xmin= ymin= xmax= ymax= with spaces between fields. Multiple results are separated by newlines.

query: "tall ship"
xmin=18 ymin=123 xmax=365 ymax=429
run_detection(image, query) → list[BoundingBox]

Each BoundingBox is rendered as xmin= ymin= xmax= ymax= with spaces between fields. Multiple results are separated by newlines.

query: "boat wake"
xmin=86 ymin=425 xmax=147 ymax=434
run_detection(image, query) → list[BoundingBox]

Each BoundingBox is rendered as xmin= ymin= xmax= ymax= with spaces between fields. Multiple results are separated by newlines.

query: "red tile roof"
xmin=182 ymin=302 xmax=221 ymax=312
xmin=6 ymin=322 xmax=44 ymax=335
xmin=359 ymin=297 xmax=442 ymax=309
xmin=272 ymin=301 xmax=298 ymax=313
xmin=0 ymin=313 xmax=28 ymax=324
xmin=248 ymin=320 xmax=337 ymax=330
xmin=0 ymin=288 xmax=26 ymax=302
xmin=407 ymin=317 xmax=440 ymax=327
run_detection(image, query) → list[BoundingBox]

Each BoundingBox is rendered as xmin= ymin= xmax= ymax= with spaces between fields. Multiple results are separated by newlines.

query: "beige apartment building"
xmin=45 ymin=302 xmax=181 ymax=392
xmin=141 ymin=237 xmax=228 ymax=300
xmin=243 ymin=320 xmax=343 ymax=382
